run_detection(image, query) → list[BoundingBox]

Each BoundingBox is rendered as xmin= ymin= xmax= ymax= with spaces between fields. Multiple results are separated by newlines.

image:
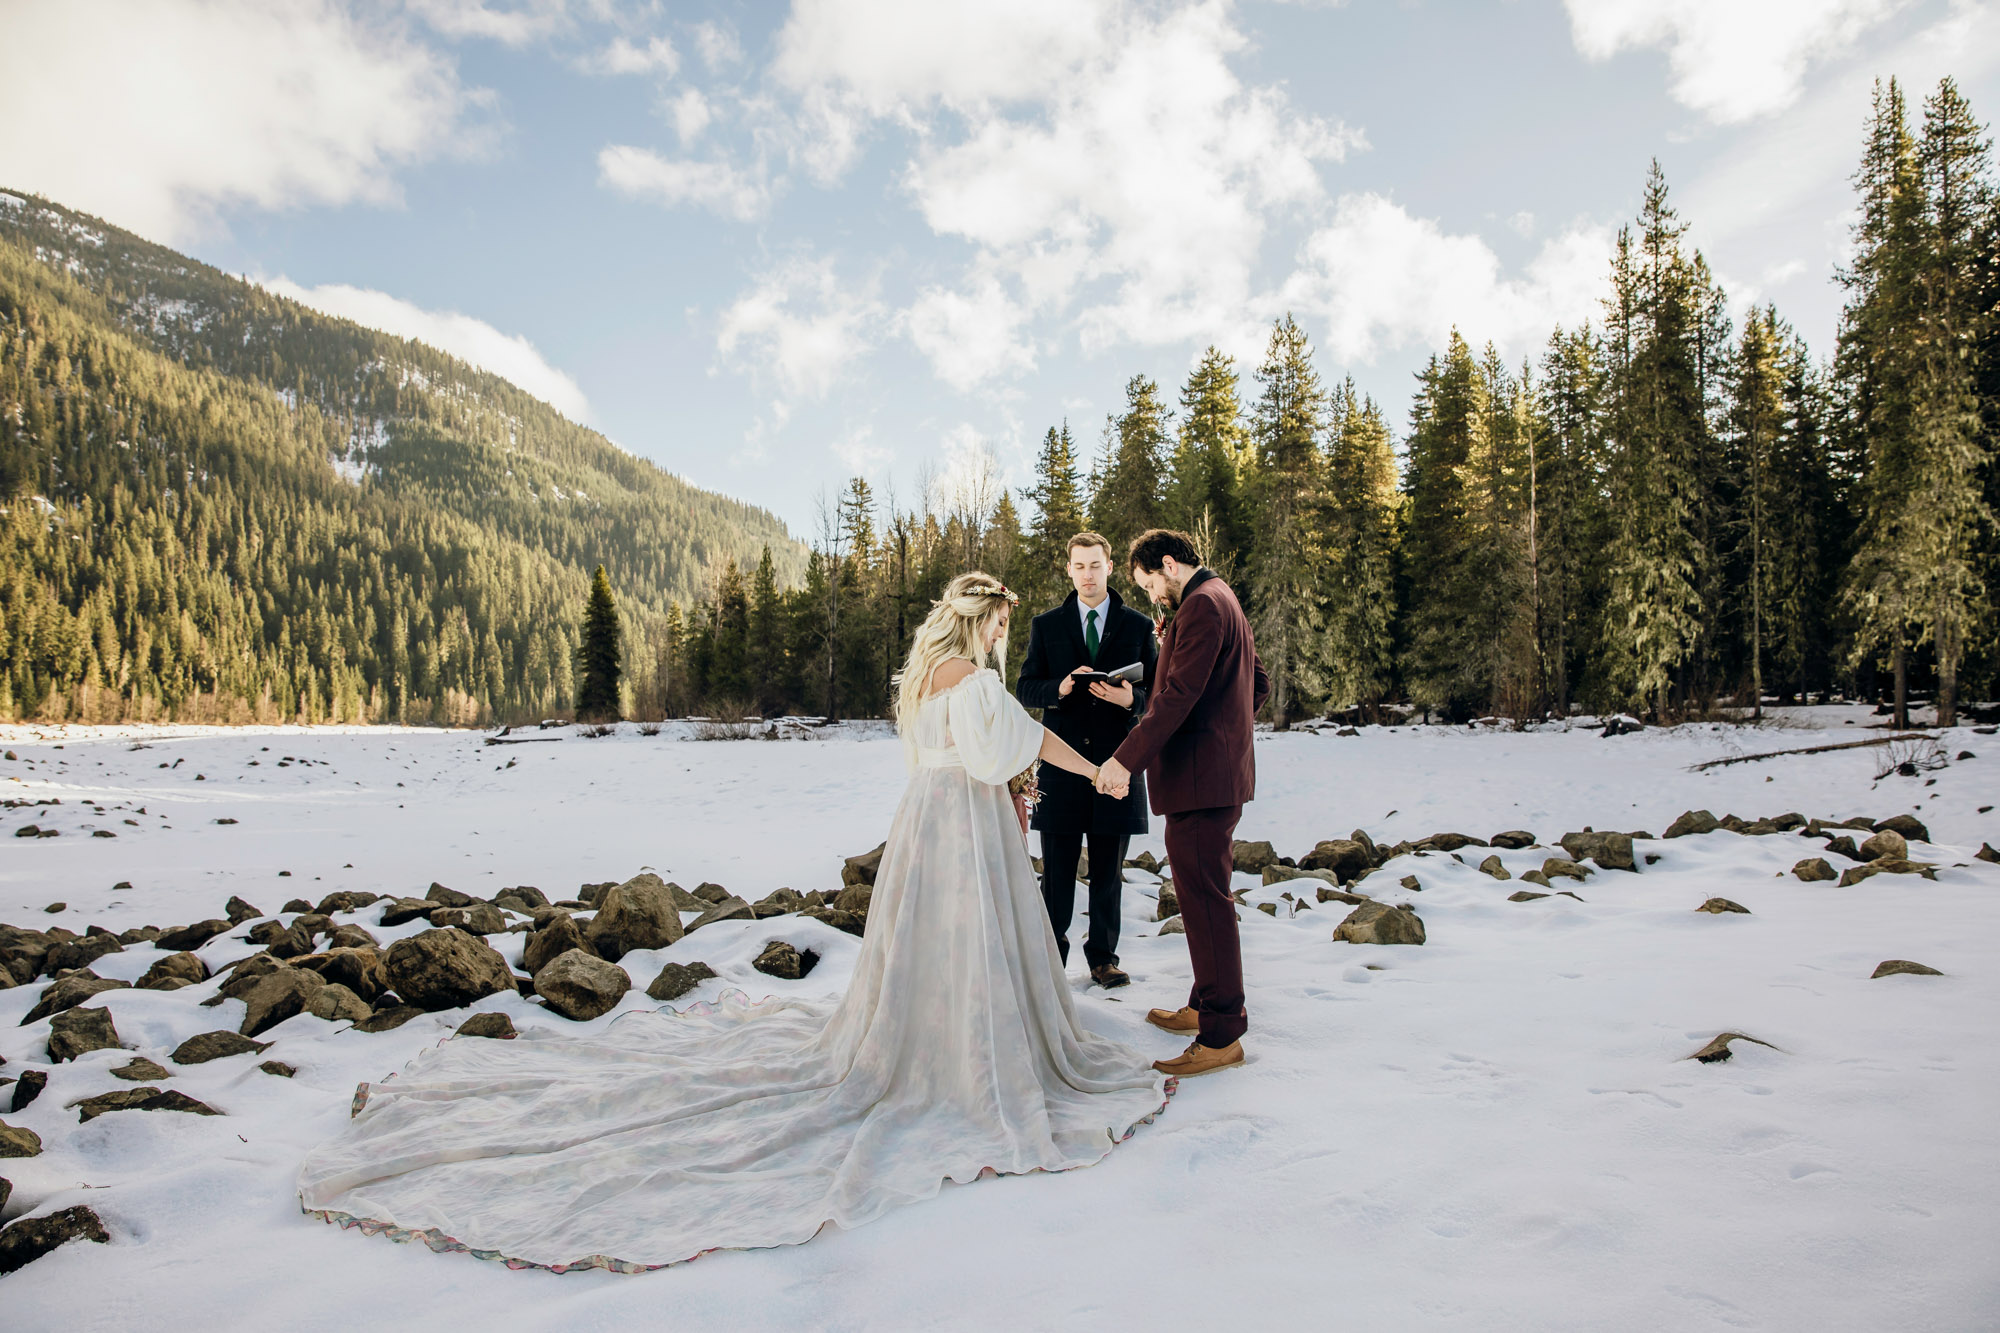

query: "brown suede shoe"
xmin=1145 ymin=1006 xmax=1199 ymax=1034
xmin=1153 ymin=1039 xmax=1245 ymax=1078
xmin=1090 ymin=963 xmax=1131 ymax=989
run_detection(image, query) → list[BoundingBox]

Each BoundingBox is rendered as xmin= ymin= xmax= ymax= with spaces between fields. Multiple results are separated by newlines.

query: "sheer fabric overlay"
xmin=297 ymin=668 xmax=1171 ymax=1273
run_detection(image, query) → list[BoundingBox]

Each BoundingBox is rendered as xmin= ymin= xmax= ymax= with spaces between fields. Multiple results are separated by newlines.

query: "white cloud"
xmin=592 ymin=34 xmax=679 ymax=76
xmin=260 ymin=277 xmax=590 ymax=421
xmin=716 ymin=255 xmax=880 ymax=401
xmin=596 ymin=144 xmax=767 ymax=220
xmin=693 ymin=20 xmax=744 ymax=71
xmin=902 ymin=277 xmax=1037 ymax=390
xmin=407 ymin=0 xmax=570 ymax=47
xmin=669 ymin=89 xmax=713 ymax=145
xmin=767 ymin=0 xmax=1359 ymax=388
xmin=1278 ymin=194 xmax=1614 ymax=363
xmin=1563 ymin=0 xmax=1909 ymax=123
xmin=0 ymin=0 xmax=475 ymax=244
xmin=830 ymin=423 xmax=891 ymax=474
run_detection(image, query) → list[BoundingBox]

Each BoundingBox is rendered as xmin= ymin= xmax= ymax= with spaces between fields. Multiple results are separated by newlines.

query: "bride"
xmin=297 ymin=573 xmax=1171 ymax=1273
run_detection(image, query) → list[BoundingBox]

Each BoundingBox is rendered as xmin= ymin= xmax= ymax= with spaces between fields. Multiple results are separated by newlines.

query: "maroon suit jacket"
xmin=1112 ymin=570 xmax=1269 ymax=815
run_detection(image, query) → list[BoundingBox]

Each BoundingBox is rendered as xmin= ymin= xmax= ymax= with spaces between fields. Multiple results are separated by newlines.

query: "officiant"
xmin=1016 ymin=532 xmax=1158 ymax=989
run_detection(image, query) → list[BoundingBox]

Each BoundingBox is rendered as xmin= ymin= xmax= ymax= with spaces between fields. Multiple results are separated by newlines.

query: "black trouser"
xmin=1039 ymin=830 xmax=1129 ymax=970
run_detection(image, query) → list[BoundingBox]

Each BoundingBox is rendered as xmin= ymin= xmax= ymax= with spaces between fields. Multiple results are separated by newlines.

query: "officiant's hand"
xmin=1057 ymin=665 xmax=1093 ymax=698
xmin=1095 ymin=756 xmax=1131 ymax=798
xmin=1088 ymin=679 xmax=1134 ymax=708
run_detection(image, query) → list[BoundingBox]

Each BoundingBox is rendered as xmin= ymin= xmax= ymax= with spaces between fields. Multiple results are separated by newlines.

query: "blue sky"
xmin=4 ymin=0 xmax=1997 ymax=538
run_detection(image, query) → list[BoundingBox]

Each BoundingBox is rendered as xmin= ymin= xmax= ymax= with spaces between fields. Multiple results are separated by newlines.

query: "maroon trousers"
xmin=1164 ymin=804 xmax=1246 ymax=1047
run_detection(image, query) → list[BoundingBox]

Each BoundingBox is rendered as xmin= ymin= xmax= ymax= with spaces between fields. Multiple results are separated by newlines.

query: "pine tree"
xmin=1019 ymin=423 xmax=1087 ymax=610
xmin=575 ymin=564 xmax=622 ymax=720
xmin=1840 ymin=80 xmax=1930 ymax=728
xmin=1398 ymin=332 xmax=1485 ymax=717
xmin=708 ymin=557 xmax=750 ymax=707
xmin=1726 ymin=306 xmax=1791 ymax=718
xmin=1599 ymin=164 xmax=1710 ymax=719
xmin=1535 ymin=326 xmax=1609 ymax=715
xmin=1166 ymin=347 xmax=1250 ymax=576
xmin=1906 ymin=78 xmax=1995 ymax=726
xmin=747 ymin=545 xmax=783 ymax=714
xmin=1247 ymin=314 xmax=1331 ymax=725
xmin=1321 ymin=381 xmax=1400 ymax=718
xmin=1090 ymin=375 xmax=1171 ymax=564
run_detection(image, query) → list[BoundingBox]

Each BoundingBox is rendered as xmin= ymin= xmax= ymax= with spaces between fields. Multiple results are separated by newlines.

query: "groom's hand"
xmin=1095 ymin=756 xmax=1130 ymax=797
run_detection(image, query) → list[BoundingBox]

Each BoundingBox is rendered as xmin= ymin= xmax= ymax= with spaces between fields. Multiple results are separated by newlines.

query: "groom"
xmin=1096 ymin=529 xmax=1267 ymax=1078
xmin=1016 ymin=532 xmax=1158 ymax=988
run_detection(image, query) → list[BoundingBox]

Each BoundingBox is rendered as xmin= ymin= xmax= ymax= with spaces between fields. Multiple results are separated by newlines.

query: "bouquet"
xmin=1006 ymin=766 xmax=1039 ymax=839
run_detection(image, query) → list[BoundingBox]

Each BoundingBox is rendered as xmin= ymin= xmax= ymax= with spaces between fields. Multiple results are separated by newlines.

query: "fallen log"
xmin=483 ymin=736 xmax=563 ymax=746
xmin=1688 ymin=732 xmax=1935 ymax=771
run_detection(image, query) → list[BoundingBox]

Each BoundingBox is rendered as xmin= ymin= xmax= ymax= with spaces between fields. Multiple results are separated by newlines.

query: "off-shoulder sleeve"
xmin=945 ymin=669 xmax=1045 ymax=786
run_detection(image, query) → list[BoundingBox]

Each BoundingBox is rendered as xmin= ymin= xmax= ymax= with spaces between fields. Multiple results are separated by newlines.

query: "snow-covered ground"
xmin=1 ymin=711 xmax=1995 ymax=1331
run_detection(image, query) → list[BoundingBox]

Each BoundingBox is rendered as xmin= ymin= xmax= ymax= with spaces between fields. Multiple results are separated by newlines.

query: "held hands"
xmin=1094 ymin=756 xmax=1131 ymax=799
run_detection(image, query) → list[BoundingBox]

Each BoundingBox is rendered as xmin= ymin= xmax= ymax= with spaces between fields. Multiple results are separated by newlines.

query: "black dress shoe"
xmin=1090 ymin=963 xmax=1131 ymax=989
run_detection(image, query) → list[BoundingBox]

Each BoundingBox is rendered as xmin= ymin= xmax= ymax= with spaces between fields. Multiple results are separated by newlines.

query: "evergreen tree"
xmin=1247 ymin=314 xmax=1331 ymax=724
xmin=1398 ymin=332 xmax=1485 ymax=717
xmin=1599 ymin=164 xmax=1711 ymax=719
xmin=1019 ymin=423 xmax=1087 ymax=610
xmin=1321 ymin=380 xmax=1400 ymax=718
xmin=1166 ymin=347 xmax=1250 ymax=576
xmin=1906 ymin=78 xmax=1995 ymax=726
xmin=1535 ymin=326 xmax=1609 ymax=715
xmin=747 ymin=545 xmax=783 ymax=714
xmin=708 ymin=558 xmax=750 ymax=706
xmin=1725 ymin=306 xmax=1791 ymax=718
xmin=1090 ymin=375 xmax=1171 ymax=564
xmin=575 ymin=565 xmax=622 ymax=720
xmin=1839 ymin=79 xmax=1930 ymax=728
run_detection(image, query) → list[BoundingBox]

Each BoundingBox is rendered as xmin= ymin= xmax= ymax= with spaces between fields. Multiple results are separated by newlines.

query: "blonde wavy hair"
xmin=891 ymin=571 xmax=1019 ymax=756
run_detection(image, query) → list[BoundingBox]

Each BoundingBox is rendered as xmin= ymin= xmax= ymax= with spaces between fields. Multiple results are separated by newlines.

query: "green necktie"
xmin=1085 ymin=607 xmax=1100 ymax=661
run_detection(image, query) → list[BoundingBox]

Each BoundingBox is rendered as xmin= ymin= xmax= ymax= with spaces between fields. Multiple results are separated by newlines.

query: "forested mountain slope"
xmin=0 ymin=189 xmax=803 ymax=724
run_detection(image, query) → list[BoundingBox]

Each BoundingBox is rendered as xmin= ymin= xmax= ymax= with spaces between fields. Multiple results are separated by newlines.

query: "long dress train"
xmin=296 ymin=668 xmax=1170 ymax=1272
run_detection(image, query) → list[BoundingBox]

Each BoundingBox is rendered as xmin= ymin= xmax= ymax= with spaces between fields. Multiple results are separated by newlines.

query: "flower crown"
xmin=940 ymin=580 xmax=1018 ymax=607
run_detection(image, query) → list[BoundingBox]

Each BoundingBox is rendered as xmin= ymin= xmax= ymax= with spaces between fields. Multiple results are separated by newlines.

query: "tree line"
xmin=0 ymin=190 xmax=803 ymax=724
xmin=649 ymin=77 xmax=1996 ymax=728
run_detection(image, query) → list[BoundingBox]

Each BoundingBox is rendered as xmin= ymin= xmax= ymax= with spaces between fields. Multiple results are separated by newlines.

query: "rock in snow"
xmin=534 ymin=949 xmax=631 ymax=1021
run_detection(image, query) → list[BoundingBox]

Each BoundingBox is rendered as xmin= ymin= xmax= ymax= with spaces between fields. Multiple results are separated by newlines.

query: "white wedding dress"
xmin=297 ymin=668 xmax=1169 ymax=1272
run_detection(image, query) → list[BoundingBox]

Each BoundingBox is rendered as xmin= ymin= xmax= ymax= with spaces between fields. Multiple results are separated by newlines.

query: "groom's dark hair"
xmin=1128 ymin=528 xmax=1201 ymax=574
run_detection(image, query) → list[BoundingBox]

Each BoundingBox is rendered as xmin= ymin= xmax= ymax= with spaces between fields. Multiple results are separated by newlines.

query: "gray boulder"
xmin=1541 ymin=857 xmax=1591 ymax=882
xmin=1230 ymin=840 xmax=1279 ymax=874
xmin=800 ymin=906 xmax=866 ymax=937
xmin=291 ymin=946 xmax=387 ymax=1002
xmin=49 ymin=1006 xmax=122 ymax=1062
xmin=240 ymin=968 xmax=326 ymax=1036
xmin=0 ymin=1205 xmax=109 ymax=1273
xmin=1414 ymin=832 xmax=1486 ymax=852
xmin=1477 ymin=855 xmax=1511 ymax=881
xmin=492 ymin=886 xmax=550 ymax=914
xmin=1792 ymin=857 xmax=1837 ymax=882
xmin=352 ymin=1005 xmax=424 ymax=1033
xmin=1297 ymin=839 xmax=1371 ymax=882
xmin=430 ymin=903 xmax=508 ymax=935
xmin=111 ymin=1057 xmax=168 ymax=1082
xmin=646 ymin=961 xmax=718 ymax=1003
xmin=155 ymin=918 xmax=230 ymax=952
xmin=752 ymin=940 xmax=817 ymax=980
xmin=172 ymin=1030 xmax=271 ymax=1064
xmin=1559 ymin=831 xmax=1636 ymax=872
xmin=1155 ymin=881 xmax=1180 ymax=920
xmin=1871 ymin=959 xmax=1943 ymax=978
xmin=751 ymin=888 xmax=807 ymax=919
xmin=1859 ymin=828 xmax=1908 ymax=861
xmin=74 ymin=1088 xmax=219 ymax=1123
xmin=1158 ymin=915 xmax=1185 ymax=935
xmin=687 ymin=896 xmax=757 ymax=932
xmin=583 ymin=875 xmax=685 ymax=962
xmin=44 ymin=933 xmax=124 ymax=974
xmin=139 ymin=952 xmax=208 ymax=989
xmin=314 ymin=890 xmax=382 ymax=915
xmin=424 ymin=882 xmax=480 ymax=909
xmin=522 ymin=913 xmax=587 ymax=976
xmin=384 ymin=929 xmax=516 ymax=1011
xmin=377 ymin=898 xmax=438 ymax=927
xmin=224 ymin=896 xmax=264 ymax=925
xmin=535 ymin=949 xmax=631 ymax=1021
xmin=0 ymin=1119 xmax=43 ymax=1157
xmin=1696 ymin=897 xmax=1751 ymax=914
xmin=307 ymin=983 xmax=373 ymax=1023
xmin=1873 ymin=814 xmax=1930 ymax=842
xmin=1664 ymin=810 xmax=1720 ymax=839
xmin=23 ymin=973 xmax=129 ymax=1023
xmin=325 ymin=924 xmax=378 ymax=951
xmin=1332 ymin=902 xmax=1426 ymax=946
xmin=1489 ymin=830 xmax=1537 ymax=850
xmin=842 ymin=843 xmax=886 ymax=887
xmin=1824 ymin=835 xmax=1863 ymax=861
xmin=455 ymin=1012 xmax=518 ymax=1039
